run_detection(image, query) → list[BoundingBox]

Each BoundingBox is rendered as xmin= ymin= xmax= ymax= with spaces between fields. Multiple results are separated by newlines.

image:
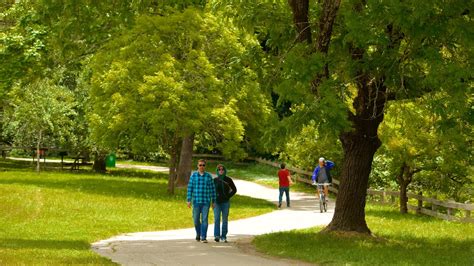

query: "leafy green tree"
xmin=3 ymin=78 xmax=76 ymax=172
xmin=1 ymin=0 xmax=139 ymax=161
xmin=212 ymin=0 xmax=472 ymax=233
xmin=373 ymin=92 xmax=472 ymax=212
xmin=283 ymin=120 xmax=343 ymax=171
xmin=376 ymin=100 xmax=441 ymax=213
xmin=87 ymin=9 xmax=268 ymax=192
xmin=1 ymin=0 xmax=188 ymax=163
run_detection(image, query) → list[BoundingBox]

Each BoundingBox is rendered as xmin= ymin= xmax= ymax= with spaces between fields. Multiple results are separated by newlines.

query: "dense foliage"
xmin=86 ymin=9 xmax=271 ymax=160
xmin=0 ymin=1 xmax=471 ymax=213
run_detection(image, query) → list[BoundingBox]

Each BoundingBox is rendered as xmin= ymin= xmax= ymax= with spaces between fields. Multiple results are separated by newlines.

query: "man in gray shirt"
xmin=311 ymin=157 xmax=335 ymax=201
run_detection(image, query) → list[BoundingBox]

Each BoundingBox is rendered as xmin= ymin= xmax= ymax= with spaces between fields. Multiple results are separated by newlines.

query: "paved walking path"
xmin=92 ymin=177 xmax=334 ymax=265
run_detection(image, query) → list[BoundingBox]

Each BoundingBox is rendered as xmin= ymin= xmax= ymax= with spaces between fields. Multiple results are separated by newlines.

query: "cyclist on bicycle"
xmin=311 ymin=157 xmax=335 ymax=202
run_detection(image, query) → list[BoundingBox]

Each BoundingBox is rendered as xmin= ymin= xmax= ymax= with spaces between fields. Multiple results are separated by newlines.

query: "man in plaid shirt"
xmin=187 ymin=159 xmax=216 ymax=243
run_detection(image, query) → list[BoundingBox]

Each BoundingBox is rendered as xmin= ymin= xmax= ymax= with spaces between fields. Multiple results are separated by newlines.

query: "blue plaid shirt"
xmin=186 ymin=171 xmax=216 ymax=204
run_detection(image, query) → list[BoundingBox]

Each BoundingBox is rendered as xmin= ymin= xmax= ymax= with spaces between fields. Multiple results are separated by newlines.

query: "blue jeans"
xmin=214 ymin=201 xmax=230 ymax=240
xmin=279 ymin=187 xmax=290 ymax=206
xmin=192 ymin=203 xmax=210 ymax=240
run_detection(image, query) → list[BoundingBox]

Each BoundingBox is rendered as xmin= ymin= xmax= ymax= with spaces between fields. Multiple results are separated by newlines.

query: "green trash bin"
xmin=105 ymin=153 xmax=116 ymax=168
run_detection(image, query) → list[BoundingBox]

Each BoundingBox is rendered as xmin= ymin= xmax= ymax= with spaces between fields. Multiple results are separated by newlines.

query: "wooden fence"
xmin=255 ymin=157 xmax=473 ymax=223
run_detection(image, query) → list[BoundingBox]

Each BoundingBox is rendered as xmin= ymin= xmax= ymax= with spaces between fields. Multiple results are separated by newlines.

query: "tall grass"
xmin=0 ymin=159 xmax=274 ymax=264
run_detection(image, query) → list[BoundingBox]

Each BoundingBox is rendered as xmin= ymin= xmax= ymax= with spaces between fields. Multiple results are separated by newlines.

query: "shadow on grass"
xmin=107 ymin=168 xmax=166 ymax=179
xmin=0 ymin=239 xmax=90 ymax=250
xmin=0 ymin=159 xmax=34 ymax=170
xmin=0 ymin=175 xmax=184 ymax=202
xmin=0 ymin=159 xmax=167 ymax=180
xmin=0 ymin=158 xmax=183 ymax=200
xmin=255 ymin=229 xmax=474 ymax=265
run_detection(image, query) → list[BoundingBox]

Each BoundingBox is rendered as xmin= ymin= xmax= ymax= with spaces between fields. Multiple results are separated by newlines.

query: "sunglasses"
xmin=198 ymin=164 xmax=206 ymax=167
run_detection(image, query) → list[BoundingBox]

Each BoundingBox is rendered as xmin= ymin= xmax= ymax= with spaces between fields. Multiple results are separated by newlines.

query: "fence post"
xmin=432 ymin=195 xmax=438 ymax=211
xmin=381 ymin=191 xmax=386 ymax=204
xmin=447 ymin=200 xmax=453 ymax=217
xmin=416 ymin=191 xmax=423 ymax=215
xmin=465 ymin=210 xmax=471 ymax=220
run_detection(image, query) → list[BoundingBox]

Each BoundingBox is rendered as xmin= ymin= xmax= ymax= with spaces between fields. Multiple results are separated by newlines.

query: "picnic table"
xmin=62 ymin=156 xmax=93 ymax=170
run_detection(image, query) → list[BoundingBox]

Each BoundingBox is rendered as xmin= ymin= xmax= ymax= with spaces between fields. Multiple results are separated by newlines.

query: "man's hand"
xmin=187 ymin=202 xmax=191 ymax=208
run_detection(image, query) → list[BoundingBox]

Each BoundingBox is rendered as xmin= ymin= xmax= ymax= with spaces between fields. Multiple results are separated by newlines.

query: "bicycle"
xmin=313 ymin=182 xmax=328 ymax=213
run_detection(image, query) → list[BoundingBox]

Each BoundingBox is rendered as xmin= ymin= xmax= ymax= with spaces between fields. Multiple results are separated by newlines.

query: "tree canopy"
xmin=0 ymin=0 xmax=471 ymax=232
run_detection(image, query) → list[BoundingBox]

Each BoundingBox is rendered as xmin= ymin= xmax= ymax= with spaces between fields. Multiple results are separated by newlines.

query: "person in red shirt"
xmin=277 ymin=163 xmax=293 ymax=208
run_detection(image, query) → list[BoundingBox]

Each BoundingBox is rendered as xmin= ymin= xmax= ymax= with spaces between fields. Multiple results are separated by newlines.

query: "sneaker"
xmin=278 ymin=203 xmax=281 ymax=208
xmin=201 ymin=239 xmax=208 ymax=243
xmin=195 ymin=236 xmax=200 ymax=242
xmin=223 ymin=239 xmax=228 ymax=243
xmin=214 ymin=237 xmax=220 ymax=242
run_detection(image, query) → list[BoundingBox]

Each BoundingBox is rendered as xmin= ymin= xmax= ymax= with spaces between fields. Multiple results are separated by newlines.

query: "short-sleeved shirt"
xmin=186 ymin=171 xmax=216 ymax=204
xmin=278 ymin=169 xmax=290 ymax=187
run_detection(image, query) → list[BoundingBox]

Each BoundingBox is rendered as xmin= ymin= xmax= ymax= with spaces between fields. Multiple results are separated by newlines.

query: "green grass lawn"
xmin=0 ymin=159 xmax=274 ymax=265
xmin=253 ymin=204 xmax=474 ymax=265
xmin=225 ymin=160 xmax=473 ymax=265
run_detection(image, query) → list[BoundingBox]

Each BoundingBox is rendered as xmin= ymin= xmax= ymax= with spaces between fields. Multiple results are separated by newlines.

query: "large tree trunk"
xmin=175 ymin=134 xmax=194 ymax=187
xmin=327 ymin=133 xmax=380 ymax=234
xmin=167 ymin=137 xmax=181 ymax=194
xmin=167 ymin=150 xmax=178 ymax=195
xmin=93 ymin=153 xmax=106 ymax=173
xmin=325 ymin=73 xmax=388 ymax=234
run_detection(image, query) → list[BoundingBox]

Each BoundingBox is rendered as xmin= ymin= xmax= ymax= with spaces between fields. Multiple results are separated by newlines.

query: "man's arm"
xmin=326 ymin=160 xmax=335 ymax=169
xmin=186 ymin=173 xmax=194 ymax=208
xmin=287 ymin=170 xmax=293 ymax=185
xmin=311 ymin=167 xmax=319 ymax=182
xmin=208 ymin=173 xmax=217 ymax=208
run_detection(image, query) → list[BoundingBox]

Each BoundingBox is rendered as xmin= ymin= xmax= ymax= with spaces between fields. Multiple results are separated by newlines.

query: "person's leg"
xmin=317 ymin=185 xmax=324 ymax=201
xmin=285 ymin=187 xmax=290 ymax=207
xmin=221 ymin=201 xmax=230 ymax=241
xmin=324 ymin=185 xmax=329 ymax=200
xmin=278 ymin=187 xmax=283 ymax=207
xmin=200 ymin=203 xmax=210 ymax=241
xmin=213 ymin=203 xmax=222 ymax=241
xmin=192 ymin=203 xmax=202 ymax=240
